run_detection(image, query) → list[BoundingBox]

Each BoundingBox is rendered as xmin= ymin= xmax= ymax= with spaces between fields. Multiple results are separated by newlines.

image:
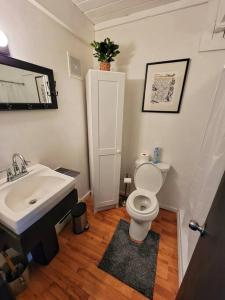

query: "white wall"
xmin=95 ymin=3 xmax=225 ymax=212
xmin=33 ymin=0 xmax=93 ymax=44
xmin=0 ymin=0 xmax=94 ymax=198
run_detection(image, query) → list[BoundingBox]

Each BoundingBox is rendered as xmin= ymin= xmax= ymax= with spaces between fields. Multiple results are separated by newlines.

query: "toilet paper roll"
xmin=139 ymin=153 xmax=150 ymax=162
xmin=124 ymin=177 xmax=132 ymax=184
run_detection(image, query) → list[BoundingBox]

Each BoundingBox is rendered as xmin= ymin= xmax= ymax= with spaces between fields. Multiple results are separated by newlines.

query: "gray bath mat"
xmin=98 ymin=219 xmax=160 ymax=299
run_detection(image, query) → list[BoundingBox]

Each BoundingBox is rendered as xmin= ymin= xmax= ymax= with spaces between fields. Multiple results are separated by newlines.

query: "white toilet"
xmin=126 ymin=161 xmax=170 ymax=243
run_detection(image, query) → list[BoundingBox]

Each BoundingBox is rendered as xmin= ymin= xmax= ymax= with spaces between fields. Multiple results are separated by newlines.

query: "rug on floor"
xmin=98 ymin=219 xmax=160 ymax=299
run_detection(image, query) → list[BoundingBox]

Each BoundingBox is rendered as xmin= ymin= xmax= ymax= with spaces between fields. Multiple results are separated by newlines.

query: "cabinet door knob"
xmin=116 ymin=149 xmax=121 ymax=154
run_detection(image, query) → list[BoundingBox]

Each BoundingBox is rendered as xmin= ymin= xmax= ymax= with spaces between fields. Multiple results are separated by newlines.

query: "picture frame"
xmin=142 ymin=58 xmax=190 ymax=113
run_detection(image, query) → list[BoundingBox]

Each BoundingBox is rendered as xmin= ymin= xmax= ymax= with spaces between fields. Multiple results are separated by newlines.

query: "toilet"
xmin=126 ymin=161 xmax=170 ymax=243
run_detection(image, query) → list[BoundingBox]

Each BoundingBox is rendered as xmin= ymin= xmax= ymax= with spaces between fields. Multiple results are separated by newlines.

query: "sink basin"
xmin=0 ymin=164 xmax=76 ymax=234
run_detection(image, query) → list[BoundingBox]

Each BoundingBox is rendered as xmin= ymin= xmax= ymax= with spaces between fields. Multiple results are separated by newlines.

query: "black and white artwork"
xmin=142 ymin=59 xmax=190 ymax=113
xmin=151 ymin=72 xmax=176 ymax=103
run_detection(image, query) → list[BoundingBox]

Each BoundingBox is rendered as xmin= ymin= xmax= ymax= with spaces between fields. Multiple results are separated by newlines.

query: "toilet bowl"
xmin=126 ymin=161 xmax=170 ymax=243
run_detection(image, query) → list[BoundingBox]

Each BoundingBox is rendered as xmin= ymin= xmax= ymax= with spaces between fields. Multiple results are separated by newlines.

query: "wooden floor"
xmin=18 ymin=198 xmax=178 ymax=300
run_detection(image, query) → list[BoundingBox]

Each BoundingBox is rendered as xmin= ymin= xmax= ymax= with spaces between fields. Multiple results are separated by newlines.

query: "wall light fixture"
xmin=0 ymin=31 xmax=10 ymax=56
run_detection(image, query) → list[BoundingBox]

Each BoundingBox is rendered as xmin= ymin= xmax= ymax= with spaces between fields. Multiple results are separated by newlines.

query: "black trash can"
xmin=71 ymin=202 xmax=89 ymax=234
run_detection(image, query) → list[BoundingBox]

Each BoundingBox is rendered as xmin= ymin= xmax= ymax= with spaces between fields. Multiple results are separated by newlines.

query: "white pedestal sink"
xmin=0 ymin=164 xmax=76 ymax=234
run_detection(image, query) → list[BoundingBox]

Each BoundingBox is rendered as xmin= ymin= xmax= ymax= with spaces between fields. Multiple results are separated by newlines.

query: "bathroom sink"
xmin=0 ymin=164 xmax=76 ymax=234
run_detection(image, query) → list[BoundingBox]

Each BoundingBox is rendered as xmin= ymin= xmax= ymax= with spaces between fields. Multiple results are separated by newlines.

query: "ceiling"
xmin=72 ymin=0 xmax=180 ymax=24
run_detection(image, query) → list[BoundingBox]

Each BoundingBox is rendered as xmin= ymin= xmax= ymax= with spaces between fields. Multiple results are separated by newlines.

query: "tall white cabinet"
xmin=86 ymin=70 xmax=125 ymax=212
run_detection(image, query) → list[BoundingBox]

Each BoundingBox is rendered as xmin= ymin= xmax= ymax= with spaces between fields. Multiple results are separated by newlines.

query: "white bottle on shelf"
xmin=152 ymin=147 xmax=161 ymax=164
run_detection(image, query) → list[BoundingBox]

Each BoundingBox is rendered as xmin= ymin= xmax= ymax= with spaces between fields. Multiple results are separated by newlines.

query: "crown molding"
xmin=27 ymin=0 xmax=90 ymax=46
xmin=95 ymin=0 xmax=209 ymax=32
xmin=199 ymin=0 xmax=225 ymax=52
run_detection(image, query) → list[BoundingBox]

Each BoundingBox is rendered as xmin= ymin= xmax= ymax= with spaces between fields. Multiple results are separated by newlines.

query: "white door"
xmin=87 ymin=70 xmax=125 ymax=210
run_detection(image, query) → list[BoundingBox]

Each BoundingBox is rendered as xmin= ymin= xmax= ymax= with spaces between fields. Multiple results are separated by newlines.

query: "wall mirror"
xmin=0 ymin=54 xmax=58 ymax=110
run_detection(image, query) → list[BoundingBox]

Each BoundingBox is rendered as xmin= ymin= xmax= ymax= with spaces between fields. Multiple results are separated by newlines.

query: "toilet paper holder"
xmin=119 ymin=174 xmax=132 ymax=207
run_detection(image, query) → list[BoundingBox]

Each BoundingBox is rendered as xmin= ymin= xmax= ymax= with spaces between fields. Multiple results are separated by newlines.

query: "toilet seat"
xmin=126 ymin=189 xmax=159 ymax=221
xmin=126 ymin=163 xmax=162 ymax=222
xmin=126 ymin=162 xmax=168 ymax=242
xmin=127 ymin=189 xmax=158 ymax=214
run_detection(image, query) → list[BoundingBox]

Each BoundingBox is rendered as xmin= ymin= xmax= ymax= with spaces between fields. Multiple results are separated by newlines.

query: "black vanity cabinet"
xmin=0 ymin=189 xmax=78 ymax=265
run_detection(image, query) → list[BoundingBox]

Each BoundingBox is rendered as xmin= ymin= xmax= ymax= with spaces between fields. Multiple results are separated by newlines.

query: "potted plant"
xmin=91 ymin=38 xmax=120 ymax=71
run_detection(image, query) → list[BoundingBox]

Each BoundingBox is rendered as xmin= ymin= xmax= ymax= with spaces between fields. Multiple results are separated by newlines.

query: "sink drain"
xmin=29 ymin=199 xmax=37 ymax=205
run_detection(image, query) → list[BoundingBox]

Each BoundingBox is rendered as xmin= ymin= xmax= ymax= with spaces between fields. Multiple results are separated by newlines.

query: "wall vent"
xmin=67 ymin=52 xmax=82 ymax=80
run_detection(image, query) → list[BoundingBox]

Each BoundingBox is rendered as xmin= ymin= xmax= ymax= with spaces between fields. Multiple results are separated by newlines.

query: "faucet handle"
xmin=24 ymin=160 xmax=31 ymax=166
xmin=0 ymin=168 xmax=13 ymax=182
xmin=21 ymin=159 xmax=30 ymax=174
xmin=21 ymin=164 xmax=29 ymax=174
xmin=0 ymin=168 xmax=7 ymax=174
xmin=6 ymin=168 xmax=13 ymax=181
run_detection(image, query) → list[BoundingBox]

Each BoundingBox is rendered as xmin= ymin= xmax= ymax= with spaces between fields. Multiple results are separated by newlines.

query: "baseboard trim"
xmin=159 ymin=203 xmax=178 ymax=212
xmin=157 ymin=204 xmax=187 ymax=283
xmin=159 ymin=206 xmax=189 ymax=284
xmin=79 ymin=190 xmax=91 ymax=202
xmin=177 ymin=209 xmax=189 ymax=285
xmin=177 ymin=209 xmax=183 ymax=284
xmin=94 ymin=204 xmax=118 ymax=214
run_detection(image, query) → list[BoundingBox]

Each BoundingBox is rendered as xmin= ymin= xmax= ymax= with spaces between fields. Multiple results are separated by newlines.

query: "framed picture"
xmin=142 ymin=58 xmax=190 ymax=113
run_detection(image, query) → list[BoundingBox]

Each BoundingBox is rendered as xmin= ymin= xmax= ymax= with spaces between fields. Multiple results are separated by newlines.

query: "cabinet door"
xmin=91 ymin=71 xmax=125 ymax=209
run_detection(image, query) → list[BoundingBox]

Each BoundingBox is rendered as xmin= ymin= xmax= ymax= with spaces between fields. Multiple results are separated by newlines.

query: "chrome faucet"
xmin=12 ymin=153 xmax=29 ymax=175
xmin=0 ymin=153 xmax=30 ymax=182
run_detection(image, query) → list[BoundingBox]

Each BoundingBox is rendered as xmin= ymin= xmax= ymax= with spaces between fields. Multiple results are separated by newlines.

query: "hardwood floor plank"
xmin=18 ymin=197 xmax=178 ymax=300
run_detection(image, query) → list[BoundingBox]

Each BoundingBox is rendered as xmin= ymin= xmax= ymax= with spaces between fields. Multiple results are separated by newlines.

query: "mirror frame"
xmin=0 ymin=54 xmax=58 ymax=110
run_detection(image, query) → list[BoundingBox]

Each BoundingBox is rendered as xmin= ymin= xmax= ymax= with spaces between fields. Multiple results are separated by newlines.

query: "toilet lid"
xmin=134 ymin=162 xmax=163 ymax=194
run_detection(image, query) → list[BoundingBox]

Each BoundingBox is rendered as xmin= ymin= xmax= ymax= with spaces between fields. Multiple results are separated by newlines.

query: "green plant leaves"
xmin=90 ymin=37 xmax=120 ymax=62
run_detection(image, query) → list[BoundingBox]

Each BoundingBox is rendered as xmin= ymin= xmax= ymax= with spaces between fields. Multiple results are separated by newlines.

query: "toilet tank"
xmin=155 ymin=162 xmax=170 ymax=183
